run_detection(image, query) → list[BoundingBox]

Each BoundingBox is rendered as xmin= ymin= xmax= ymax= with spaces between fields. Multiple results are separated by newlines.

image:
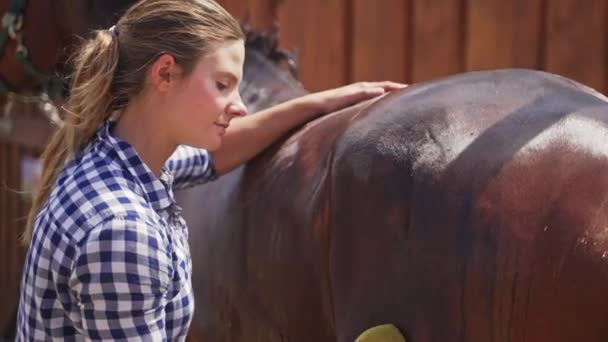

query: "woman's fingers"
xmin=360 ymin=86 xmax=386 ymax=98
xmin=311 ymin=80 xmax=408 ymax=114
xmin=352 ymin=82 xmax=406 ymax=101
xmin=365 ymin=81 xmax=408 ymax=91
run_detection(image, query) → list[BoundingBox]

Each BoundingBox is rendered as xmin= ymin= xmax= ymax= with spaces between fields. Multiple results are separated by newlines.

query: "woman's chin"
xmin=179 ymin=135 xmax=220 ymax=151
xmin=197 ymin=138 xmax=222 ymax=151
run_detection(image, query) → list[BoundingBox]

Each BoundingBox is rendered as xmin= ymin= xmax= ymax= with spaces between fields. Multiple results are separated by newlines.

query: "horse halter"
xmin=0 ymin=0 xmax=63 ymax=137
xmin=0 ymin=0 xmax=63 ymax=95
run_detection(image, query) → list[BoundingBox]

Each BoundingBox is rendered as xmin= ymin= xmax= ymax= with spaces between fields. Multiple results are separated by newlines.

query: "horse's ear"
xmin=243 ymin=24 xmax=300 ymax=79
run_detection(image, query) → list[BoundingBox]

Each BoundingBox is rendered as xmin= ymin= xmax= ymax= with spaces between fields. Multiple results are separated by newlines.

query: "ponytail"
xmin=22 ymin=30 xmax=119 ymax=243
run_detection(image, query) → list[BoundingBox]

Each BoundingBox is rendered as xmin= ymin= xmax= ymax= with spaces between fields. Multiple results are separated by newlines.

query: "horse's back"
xmin=330 ymin=69 xmax=608 ymax=341
xmin=181 ymin=68 xmax=608 ymax=341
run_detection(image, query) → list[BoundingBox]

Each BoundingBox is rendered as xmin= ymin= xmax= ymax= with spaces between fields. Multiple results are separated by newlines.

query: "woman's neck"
xmin=112 ymin=95 xmax=176 ymax=176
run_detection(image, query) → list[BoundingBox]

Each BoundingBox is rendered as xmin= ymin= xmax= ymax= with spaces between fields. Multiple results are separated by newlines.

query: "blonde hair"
xmin=23 ymin=0 xmax=244 ymax=243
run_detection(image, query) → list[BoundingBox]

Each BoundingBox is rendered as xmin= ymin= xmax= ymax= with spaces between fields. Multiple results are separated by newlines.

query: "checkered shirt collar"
xmin=96 ymin=120 xmax=176 ymax=212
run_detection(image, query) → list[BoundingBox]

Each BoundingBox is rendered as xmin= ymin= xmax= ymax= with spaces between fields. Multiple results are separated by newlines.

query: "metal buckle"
xmin=0 ymin=101 xmax=13 ymax=137
xmin=15 ymin=38 xmax=28 ymax=58
xmin=1 ymin=12 xmax=16 ymax=29
xmin=7 ymin=15 xmax=23 ymax=40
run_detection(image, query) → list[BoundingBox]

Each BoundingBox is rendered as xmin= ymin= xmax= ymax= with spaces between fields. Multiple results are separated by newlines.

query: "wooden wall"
xmin=0 ymin=98 xmax=54 ymax=335
xmin=219 ymin=0 xmax=608 ymax=94
xmin=0 ymin=143 xmax=33 ymax=336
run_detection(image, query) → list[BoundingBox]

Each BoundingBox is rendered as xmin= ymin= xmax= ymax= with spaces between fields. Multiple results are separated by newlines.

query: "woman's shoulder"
xmin=44 ymin=149 xmax=159 ymax=236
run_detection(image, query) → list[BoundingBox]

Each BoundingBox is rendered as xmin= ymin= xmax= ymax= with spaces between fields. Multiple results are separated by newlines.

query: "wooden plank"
xmin=350 ymin=0 xmax=409 ymax=83
xmin=512 ymin=0 xmax=544 ymax=68
xmin=544 ymin=0 xmax=607 ymax=91
xmin=7 ymin=145 xmax=19 ymax=292
xmin=247 ymin=0 xmax=277 ymax=30
xmin=412 ymin=0 xmax=465 ymax=82
xmin=606 ymin=1 xmax=608 ymax=95
xmin=16 ymin=148 xmax=28 ymax=273
xmin=467 ymin=0 xmax=544 ymax=71
xmin=606 ymin=2 xmax=608 ymax=96
xmin=277 ymin=0 xmax=348 ymax=91
xmin=217 ymin=0 xmax=250 ymax=21
xmin=466 ymin=0 xmax=516 ymax=71
xmin=218 ymin=0 xmax=277 ymax=29
xmin=0 ymin=111 xmax=55 ymax=150
xmin=0 ymin=143 xmax=10 ymax=272
xmin=0 ymin=142 xmax=8 ymax=329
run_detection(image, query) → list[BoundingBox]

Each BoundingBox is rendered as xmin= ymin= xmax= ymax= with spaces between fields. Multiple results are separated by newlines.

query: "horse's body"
xmin=178 ymin=68 xmax=608 ymax=341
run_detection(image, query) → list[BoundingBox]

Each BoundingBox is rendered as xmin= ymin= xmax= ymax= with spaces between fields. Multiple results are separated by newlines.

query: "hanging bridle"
xmin=0 ymin=0 xmax=63 ymax=95
xmin=0 ymin=0 xmax=63 ymax=138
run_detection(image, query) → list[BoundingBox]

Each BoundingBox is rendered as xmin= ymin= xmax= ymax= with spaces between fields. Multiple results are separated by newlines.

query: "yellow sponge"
xmin=354 ymin=324 xmax=406 ymax=342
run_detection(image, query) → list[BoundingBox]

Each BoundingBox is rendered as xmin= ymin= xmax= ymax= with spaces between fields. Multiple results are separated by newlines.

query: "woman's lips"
xmin=214 ymin=122 xmax=228 ymax=136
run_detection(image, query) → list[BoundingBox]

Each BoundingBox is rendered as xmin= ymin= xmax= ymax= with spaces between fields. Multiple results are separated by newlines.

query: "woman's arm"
xmin=72 ymin=219 xmax=173 ymax=340
xmin=211 ymin=81 xmax=406 ymax=175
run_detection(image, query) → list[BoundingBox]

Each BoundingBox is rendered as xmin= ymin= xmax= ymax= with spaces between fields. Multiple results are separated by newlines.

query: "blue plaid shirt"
xmin=16 ymin=120 xmax=216 ymax=341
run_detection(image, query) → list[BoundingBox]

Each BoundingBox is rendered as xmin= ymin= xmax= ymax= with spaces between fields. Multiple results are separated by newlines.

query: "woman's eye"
xmin=216 ymin=81 xmax=229 ymax=91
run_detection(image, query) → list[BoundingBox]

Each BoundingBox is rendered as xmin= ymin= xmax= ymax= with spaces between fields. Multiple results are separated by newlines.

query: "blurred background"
xmin=0 ymin=0 xmax=607 ymax=338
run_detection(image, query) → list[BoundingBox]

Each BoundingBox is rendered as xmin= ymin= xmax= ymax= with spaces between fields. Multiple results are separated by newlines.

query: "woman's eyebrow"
xmin=215 ymin=71 xmax=238 ymax=82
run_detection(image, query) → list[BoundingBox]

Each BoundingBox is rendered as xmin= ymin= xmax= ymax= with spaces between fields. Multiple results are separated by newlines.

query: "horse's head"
xmin=240 ymin=24 xmax=308 ymax=113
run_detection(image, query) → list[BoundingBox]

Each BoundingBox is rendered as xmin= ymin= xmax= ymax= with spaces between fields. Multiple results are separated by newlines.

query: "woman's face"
xmin=167 ymin=39 xmax=247 ymax=151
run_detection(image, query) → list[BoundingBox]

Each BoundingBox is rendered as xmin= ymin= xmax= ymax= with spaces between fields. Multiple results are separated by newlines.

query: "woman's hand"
xmin=303 ymin=81 xmax=407 ymax=114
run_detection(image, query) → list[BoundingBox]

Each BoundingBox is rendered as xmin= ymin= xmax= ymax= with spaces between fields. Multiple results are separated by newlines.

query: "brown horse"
xmin=178 ymin=38 xmax=608 ymax=341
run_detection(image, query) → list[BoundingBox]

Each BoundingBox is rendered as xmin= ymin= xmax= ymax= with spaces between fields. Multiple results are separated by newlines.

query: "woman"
xmin=16 ymin=0 xmax=405 ymax=340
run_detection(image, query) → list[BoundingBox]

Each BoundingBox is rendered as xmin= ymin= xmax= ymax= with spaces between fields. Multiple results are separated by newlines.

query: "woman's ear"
xmin=149 ymin=54 xmax=180 ymax=92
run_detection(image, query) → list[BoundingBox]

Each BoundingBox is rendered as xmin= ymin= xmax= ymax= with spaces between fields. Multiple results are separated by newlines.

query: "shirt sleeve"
xmin=165 ymin=145 xmax=218 ymax=189
xmin=69 ymin=218 xmax=173 ymax=341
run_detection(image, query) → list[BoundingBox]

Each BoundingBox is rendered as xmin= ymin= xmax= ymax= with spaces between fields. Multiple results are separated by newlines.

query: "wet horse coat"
xmin=178 ymin=68 xmax=608 ymax=341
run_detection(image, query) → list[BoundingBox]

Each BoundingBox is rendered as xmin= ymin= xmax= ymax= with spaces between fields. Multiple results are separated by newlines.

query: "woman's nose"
xmin=226 ymin=96 xmax=248 ymax=117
